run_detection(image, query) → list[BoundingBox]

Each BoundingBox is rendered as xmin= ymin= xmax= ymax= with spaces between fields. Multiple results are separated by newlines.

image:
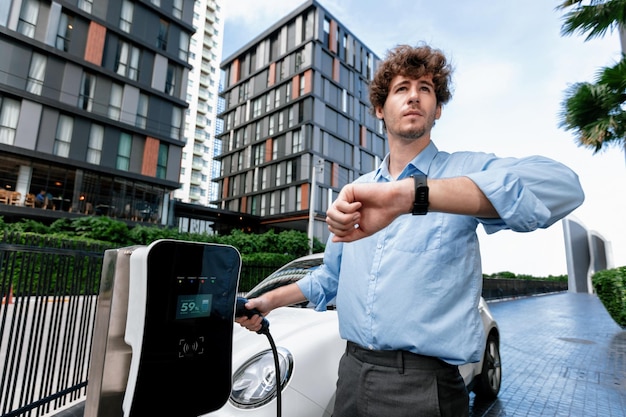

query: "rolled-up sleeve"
xmin=296 ymin=239 xmax=342 ymax=311
xmin=466 ymin=155 xmax=585 ymax=234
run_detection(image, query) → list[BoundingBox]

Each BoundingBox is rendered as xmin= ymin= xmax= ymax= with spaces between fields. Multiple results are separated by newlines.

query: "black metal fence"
xmin=0 ymin=233 xmax=569 ymax=417
xmin=0 ymin=233 xmax=107 ymax=417
xmin=482 ymin=277 xmax=567 ymax=300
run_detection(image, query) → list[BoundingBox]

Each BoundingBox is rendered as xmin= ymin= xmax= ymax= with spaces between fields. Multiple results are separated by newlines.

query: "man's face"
xmin=375 ymin=75 xmax=441 ymax=141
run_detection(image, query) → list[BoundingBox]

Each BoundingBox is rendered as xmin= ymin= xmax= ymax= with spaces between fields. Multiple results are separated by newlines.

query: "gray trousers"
xmin=333 ymin=342 xmax=469 ymax=417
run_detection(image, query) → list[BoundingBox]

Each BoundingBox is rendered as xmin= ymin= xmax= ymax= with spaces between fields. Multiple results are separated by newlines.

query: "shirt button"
xmin=368 ymin=344 xmax=374 ymax=350
xmin=370 ymin=275 xmax=375 ymax=281
xmin=377 ymin=244 xmax=382 ymax=249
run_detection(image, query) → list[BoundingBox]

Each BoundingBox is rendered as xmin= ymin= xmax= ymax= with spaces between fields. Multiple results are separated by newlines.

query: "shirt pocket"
xmin=391 ymin=213 xmax=445 ymax=253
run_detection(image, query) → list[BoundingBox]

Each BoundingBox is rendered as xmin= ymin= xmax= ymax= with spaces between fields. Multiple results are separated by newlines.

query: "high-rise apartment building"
xmin=173 ymin=0 xmax=223 ymax=207
xmin=216 ymin=0 xmax=386 ymax=243
xmin=0 ymin=0 xmax=194 ymax=224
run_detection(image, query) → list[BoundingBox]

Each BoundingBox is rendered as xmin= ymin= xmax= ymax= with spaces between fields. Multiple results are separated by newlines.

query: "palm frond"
xmin=559 ymin=81 xmax=625 ymax=152
xmin=559 ymin=0 xmax=626 ymax=41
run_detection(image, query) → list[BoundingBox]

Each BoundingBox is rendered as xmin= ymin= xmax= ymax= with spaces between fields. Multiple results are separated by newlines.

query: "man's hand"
xmin=326 ymin=180 xmax=413 ymax=243
xmin=235 ymin=296 xmax=271 ymax=333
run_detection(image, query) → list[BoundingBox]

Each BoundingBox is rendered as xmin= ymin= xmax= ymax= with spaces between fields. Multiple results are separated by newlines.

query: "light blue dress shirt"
xmin=297 ymin=141 xmax=584 ymax=365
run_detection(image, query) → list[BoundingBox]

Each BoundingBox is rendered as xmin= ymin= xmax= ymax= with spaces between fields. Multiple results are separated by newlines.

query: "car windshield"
xmin=246 ymin=256 xmax=324 ymax=300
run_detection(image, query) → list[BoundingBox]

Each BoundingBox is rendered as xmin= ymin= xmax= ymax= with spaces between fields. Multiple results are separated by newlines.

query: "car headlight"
xmin=230 ymin=347 xmax=293 ymax=408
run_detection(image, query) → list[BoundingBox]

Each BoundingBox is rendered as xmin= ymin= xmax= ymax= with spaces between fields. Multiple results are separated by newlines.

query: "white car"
xmin=206 ymin=253 xmax=501 ymax=417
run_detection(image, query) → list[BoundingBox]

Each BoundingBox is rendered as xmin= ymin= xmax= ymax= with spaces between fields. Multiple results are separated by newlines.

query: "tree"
xmin=557 ymin=0 xmax=626 ymax=153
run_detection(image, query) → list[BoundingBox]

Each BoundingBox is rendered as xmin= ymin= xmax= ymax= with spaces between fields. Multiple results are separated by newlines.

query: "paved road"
xmin=470 ymin=292 xmax=626 ymax=417
xmin=52 ymin=292 xmax=625 ymax=417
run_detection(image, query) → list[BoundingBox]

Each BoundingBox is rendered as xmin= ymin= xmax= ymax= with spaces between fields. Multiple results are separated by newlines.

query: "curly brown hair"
xmin=369 ymin=44 xmax=453 ymax=115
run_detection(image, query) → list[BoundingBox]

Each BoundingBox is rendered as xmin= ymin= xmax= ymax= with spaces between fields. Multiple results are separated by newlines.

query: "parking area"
xmin=470 ymin=292 xmax=626 ymax=416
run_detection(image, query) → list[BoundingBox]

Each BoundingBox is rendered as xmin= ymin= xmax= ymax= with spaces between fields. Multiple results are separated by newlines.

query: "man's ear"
xmin=375 ymin=106 xmax=384 ymax=120
xmin=435 ymin=105 xmax=442 ymax=120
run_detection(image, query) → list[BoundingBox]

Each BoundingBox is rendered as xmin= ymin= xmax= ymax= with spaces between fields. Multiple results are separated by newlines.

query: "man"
xmin=237 ymin=44 xmax=584 ymax=416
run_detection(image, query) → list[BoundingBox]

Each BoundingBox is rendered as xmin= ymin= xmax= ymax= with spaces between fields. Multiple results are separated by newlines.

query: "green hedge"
xmin=592 ymin=266 xmax=626 ymax=327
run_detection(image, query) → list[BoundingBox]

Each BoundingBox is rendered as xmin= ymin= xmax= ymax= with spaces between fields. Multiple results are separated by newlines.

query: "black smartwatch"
xmin=410 ymin=174 xmax=429 ymax=215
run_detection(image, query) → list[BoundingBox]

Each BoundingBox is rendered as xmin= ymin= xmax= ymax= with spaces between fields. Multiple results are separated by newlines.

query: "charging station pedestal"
xmin=85 ymin=240 xmax=241 ymax=417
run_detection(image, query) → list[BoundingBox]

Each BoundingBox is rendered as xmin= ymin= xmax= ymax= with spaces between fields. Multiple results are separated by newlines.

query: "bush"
xmin=592 ymin=266 xmax=626 ymax=327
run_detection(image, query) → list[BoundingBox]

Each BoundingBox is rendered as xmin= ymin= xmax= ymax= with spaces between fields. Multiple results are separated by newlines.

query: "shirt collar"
xmin=374 ymin=141 xmax=439 ymax=181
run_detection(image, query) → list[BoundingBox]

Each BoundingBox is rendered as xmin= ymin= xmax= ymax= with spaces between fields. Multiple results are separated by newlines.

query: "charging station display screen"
xmin=174 ymin=276 xmax=214 ymax=320
xmin=175 ymin=293 xmax=212 ymax=320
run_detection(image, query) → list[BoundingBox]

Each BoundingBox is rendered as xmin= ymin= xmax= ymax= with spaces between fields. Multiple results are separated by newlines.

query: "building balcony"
xmin=193 ymin=144 xmax=204 ymax=156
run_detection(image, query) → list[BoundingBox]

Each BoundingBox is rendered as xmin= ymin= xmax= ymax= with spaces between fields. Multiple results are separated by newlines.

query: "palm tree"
xmin=557 ymin=0 xmax=626 ymax=154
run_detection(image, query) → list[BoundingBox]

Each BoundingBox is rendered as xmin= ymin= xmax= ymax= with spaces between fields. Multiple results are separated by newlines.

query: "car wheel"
xmin=472 ymin=332 xmax=501 ymax=399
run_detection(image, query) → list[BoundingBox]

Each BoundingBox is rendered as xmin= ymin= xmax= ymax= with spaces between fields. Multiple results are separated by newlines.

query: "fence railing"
xmin=1 ymin=234 xmax=568 ymax=417
xmin=0 ymin=233 xmax=107 ymax=417
xmin=482 ymin=277 xmax=567 ymax=300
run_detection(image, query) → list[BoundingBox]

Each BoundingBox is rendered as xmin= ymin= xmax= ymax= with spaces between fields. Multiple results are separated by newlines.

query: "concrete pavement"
xmin=470 ymin=292 xmax=626 ymax=416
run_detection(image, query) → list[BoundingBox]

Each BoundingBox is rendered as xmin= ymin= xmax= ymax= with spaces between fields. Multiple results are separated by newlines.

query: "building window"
xmin=280 ymin=190 xmax=286 ymax=213
xmin=18 ymin=0 xmax=39 ymax=38
xmin=299 ymin=75 xmax=306 ymax=95
xmin=56 ymin=13 xmax=73 ymax=52
xmin=252 ymin=167 xmax=259 ymax=192
xmin=323 ymin=17 xmax=330 ymax=48
xmin=292 ymin=130 xmax=302 ymax=152
xmin=116 ymin=133 xmax=132 ymax=170
xmin=120 ymin=0 xmax=133 ymax=32
xmin=179 ymin=31 xmax=189 ymax=61
xmin=54 ymin=115 xmax=73 ymax=157
xmin=171 ymin=107 xmax=182 ymax=139
xmin=157 ymin=143 xmax=168 ymax=179
xmin=165 ymin=63 xmax=177 ymax=95
xmin=78 ymin=0 xmax=93 ymax=13
xmin=265 ymin=91 xmax=272 ymax=112
xmin=109 ymin=84 xmax=123 ymax=120
xmin=274 ymin=87 xmax=280 ymax=108
xmin=269 ymin=193 xmax=276 ymax=215
xmin=288 ymin=106 xmax=295 ymax=128
xmin=278 ymin=112 xmax=284 ymax=132
xmin=286 ymin=160 xmax=293 ymax=183
xmin=115 ymin=41 xmax=140 ymax=81
xmin=296 ymin=185 xmax=302 ymax=210
xmin=26 ymin=52 xmax=46 ymax=95
xmin=78 ymin=72 xmax=95 ymax=111
xmin=136 ymin=93 xmax=148 ymax=129
xmin=87 ymin=124 xmax=103 ymax=164
xmin=268 ymin=115 xmax=275 ymax=136
xmin=276 ymin=163 xmax=282 ymax=186
xmin=157 ymin=19 xmax=169 ymax=50
xmin=250 ymin=195 xmax=258 ymax=215
xmin=253 ymin=144 xmax=263 ymax=165
xmin=0 ymin=98 xmax=20 ymax=145
xmin=173 ymin=0 xmax=183 ymax=19
xmin=252 ymin=97 xmax=262 ymax=118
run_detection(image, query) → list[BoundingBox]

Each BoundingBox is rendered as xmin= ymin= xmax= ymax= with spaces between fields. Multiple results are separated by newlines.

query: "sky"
xmin=221 ymin=0 xmax=626 ymax=277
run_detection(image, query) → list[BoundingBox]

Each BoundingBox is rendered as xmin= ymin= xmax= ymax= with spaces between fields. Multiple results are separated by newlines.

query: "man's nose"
xmin=408 ymin=88 xmax=420 ymax=104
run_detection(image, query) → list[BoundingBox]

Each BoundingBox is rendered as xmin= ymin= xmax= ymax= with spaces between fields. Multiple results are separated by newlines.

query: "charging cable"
xmin=235 ymin=297 xmax=281 ymax=417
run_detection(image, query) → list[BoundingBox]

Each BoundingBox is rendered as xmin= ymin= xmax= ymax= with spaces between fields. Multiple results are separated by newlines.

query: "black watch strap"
xmin=411 ymin=174 xmax=429 ymax=215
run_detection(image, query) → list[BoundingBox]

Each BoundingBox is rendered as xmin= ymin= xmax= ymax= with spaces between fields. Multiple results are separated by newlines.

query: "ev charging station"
xmin=85 ymin=240 xmax=242 ymax=417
